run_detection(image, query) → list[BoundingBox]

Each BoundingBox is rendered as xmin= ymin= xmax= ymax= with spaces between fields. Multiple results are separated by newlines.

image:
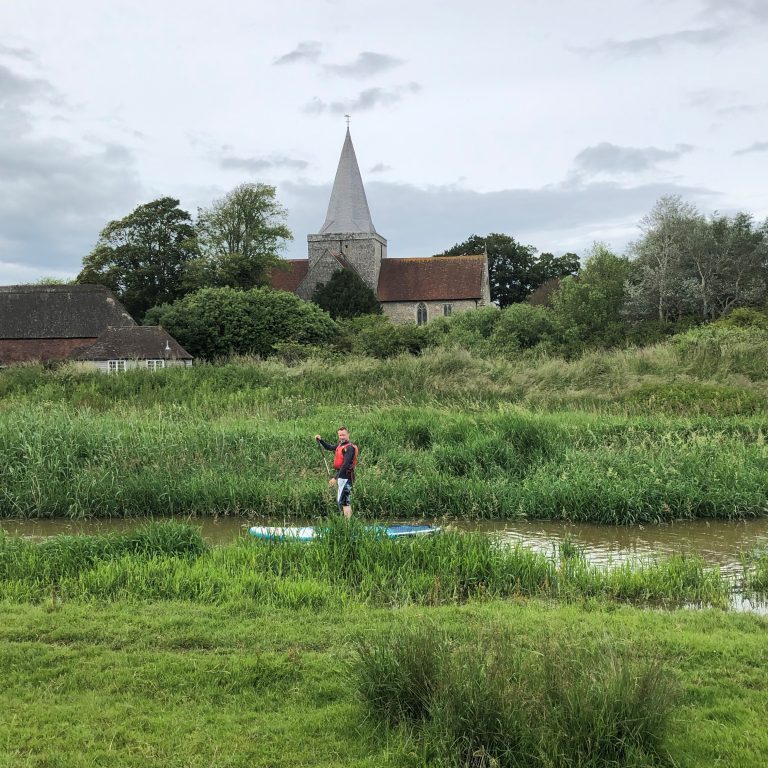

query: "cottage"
xmin=270 ymin=129 xmax=491 ymax=324
xmin=70 ymin=326 xmax=192 ymax=373
xmin=0 ymin=284 xmax=192 ymax=370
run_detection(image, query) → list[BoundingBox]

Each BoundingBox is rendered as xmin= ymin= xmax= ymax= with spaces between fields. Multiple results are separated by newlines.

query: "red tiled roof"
xmin=269 ymin=261 xmax=309 ymax=293
xmin=377 ymin=255 xmax=485 ymax=302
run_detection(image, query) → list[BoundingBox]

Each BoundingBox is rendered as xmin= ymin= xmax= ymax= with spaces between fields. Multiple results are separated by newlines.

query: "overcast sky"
xmin=1 ymin=0 xmax=766 ymax=283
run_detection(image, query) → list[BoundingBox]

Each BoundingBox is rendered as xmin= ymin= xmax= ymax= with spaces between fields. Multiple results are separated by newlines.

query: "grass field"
xmin=0 ymin=600 xmax=765 ymax=768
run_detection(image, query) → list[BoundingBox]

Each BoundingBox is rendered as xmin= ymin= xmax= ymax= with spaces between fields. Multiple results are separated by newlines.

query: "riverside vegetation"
xmin=0 ymin=324 xmax=767 ymax=522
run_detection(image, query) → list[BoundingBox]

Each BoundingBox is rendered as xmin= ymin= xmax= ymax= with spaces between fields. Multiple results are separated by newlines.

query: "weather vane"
xmin=345 ymin=114 xmax=350 ymax=127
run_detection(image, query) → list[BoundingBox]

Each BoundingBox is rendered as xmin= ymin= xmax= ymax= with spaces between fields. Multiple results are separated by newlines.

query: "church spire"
xmin=319 ymin=127 xmax=377 ymax=235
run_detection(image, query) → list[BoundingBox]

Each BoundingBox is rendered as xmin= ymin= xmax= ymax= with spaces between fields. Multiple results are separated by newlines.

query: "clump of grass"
xmin=743 ymin=549 xmax=768 ymax=596
xmin=353 ymin=625 xmax=679 ymax=768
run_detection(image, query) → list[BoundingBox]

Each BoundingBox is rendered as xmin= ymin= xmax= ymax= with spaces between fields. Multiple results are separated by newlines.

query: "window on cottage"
xmin=416 ymin=303 xmax=428 ymax=325
xmin=443 ymin=304 xmax=452 ymax=317
xmin=146 ymin=359 xmax=166 ymax=371
xmin=107 ymin=360 xmax=127 ymax=374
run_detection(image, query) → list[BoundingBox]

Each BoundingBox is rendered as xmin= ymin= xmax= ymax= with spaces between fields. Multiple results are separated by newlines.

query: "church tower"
xmin=298 ymin=127 xmax=387 ymax=299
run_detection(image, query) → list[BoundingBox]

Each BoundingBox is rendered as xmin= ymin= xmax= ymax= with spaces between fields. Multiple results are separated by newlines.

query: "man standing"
xmin=314 ymin=427 xmax=358 ymax=519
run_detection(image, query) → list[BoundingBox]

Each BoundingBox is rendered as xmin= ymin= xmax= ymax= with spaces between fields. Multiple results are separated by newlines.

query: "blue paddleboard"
xmin=248 ymin=524 xmax=439 ymax=541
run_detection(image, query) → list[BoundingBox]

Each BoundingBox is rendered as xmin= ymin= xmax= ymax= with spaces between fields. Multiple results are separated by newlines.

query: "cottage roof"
xmin=0 ymin=284 xmax=136 ymax=339
xmin=70 ymin=326 xmax=192 ymax=361
xmin=319 ymin=128 xmax=377 ymax=235
xmin=377 ymin=255 xmax=486 ymax=302
xmin=270 ymin=260 xmax=309 ymax=293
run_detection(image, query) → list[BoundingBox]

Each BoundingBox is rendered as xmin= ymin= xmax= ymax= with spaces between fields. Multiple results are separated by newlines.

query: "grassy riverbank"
xmin=0 ymin=600 xmax=765 ymax=767
xmin=0 ymin=522 xmax=742 ymax=608
xmin=0 ymin=329 xmax=767 ymax=522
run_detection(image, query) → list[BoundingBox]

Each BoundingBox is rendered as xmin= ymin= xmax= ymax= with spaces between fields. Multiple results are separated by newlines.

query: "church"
xmin=270 ymin=128 xmax=491 ymax=324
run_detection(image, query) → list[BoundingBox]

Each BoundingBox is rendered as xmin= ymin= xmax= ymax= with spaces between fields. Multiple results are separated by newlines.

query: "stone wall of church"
xmin=382 ymin=299 xmax=480 ymax=325
xmin=295 ymin=253 xmax=343 ymax=300
xmin=308 ymin=233 xmax=386 ymax=292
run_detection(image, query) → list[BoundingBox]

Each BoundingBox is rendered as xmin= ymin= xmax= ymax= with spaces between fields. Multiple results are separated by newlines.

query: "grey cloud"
xmin=733 ymin=141 xmax=768 ymax=156
xmin=0 ymin=63 xmax=53 ymax=104
xmin=278 ymin=177 xmax=717 ymax=261
xmin=325 ymin=52 xmax=404 ymax=78
xmin=369 ymin=163 xmax=391 ymax=173
xmin=273 ymin=41 xmax=322 ymax=66
xmin=584 ymin=27 xmax=733 ymax=57
xmin=717 ymin=102 xmax=768 ymax=115
xmin=219 ymin=155 xmax=309 ymax=173
xmin=573 ymin=142 xmax=694 ymax=175
xmin=0 ymin=62 xmax=142 ymax=281
xmin=699 ymin=0 xmax=768 ymax=23
xmin=0 ymin=44 xmax=36 ymax=61
xmin=305 ymin=83 xmax=421 ymax=115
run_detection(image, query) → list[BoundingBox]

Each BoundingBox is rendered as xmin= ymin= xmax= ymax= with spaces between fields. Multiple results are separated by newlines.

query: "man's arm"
xmin=316 ymin=437 xmax=337 ymax=452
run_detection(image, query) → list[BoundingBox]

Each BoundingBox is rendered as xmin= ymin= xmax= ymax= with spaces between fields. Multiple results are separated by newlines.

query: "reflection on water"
xmin=3 ymin=515 xmax=767 ymax=613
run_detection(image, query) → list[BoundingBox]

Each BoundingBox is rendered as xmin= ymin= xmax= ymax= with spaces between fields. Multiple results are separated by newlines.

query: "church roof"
xmin=269 ymin=260 xmax=309 ymax=293
xmin=0 ymin=284 xmax=136 ymax=339
xmin=377 ymin=255 xmax=486 ymax=302
xmin=319 ymin=128 xmax=377 ymax=235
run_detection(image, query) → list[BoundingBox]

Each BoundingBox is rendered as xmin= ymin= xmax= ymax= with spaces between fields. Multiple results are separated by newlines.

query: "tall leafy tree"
xmin=441 ymin=233 xmax=537 ymax=307
xmin=626 ymin=197 xmax=768 ymax=322
xmin=311 ymin=268 xmax=382 ymax=319
xmin=77 ymin=197 xmax=197 ymax=320
xmin=552 ymin=244 xmax=630 ymax=349
xmin=186 ymin=183 xmax=292 ymax=291
xmin=440 ymin=234 xmax=578 ymax=307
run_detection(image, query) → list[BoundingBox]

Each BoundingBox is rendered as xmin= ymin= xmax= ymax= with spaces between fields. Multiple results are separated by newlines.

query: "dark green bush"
xmin=145 ymin=287 xmax=338 ymax=359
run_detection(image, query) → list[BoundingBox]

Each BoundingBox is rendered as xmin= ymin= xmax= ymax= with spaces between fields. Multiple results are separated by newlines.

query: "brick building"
xmin=270 ymin=129 xmax=491 ymax=324
xmin=0 ymin=284 xmax=191 ymax=370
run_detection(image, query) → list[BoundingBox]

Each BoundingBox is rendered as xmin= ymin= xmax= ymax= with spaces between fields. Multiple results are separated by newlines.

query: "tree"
xmin=552 ymin=244 xmax=630 ymax=350
xmin=440 ymin=233 xmax=537 ymax=307
xmin=311 ymin=268 xmax=381 ymax=319
xmin=145 ymin=287 xmax=337 ymax=359
xmin=533 ymin=251 xmax=580 ymax=284
xmin=185 ymin=183 xmax=292 ymax=291
xmin=440 ymin=234 xmax=578 ymax=308
xmin=626 ymin=196 xmax=701 ymax=322
xmin=77 ymin=197 xmax=197 ymax=320
xmin=626 ymin=197 xmax=768 ymax=322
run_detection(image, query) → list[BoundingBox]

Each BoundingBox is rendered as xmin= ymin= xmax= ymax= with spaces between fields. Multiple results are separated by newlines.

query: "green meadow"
xmin=1 ymin=599 xmax=766 ymax=768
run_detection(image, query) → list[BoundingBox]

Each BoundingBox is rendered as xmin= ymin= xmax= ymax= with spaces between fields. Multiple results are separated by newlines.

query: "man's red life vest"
xmin=334 ymin=442 xmax=358 ymax=471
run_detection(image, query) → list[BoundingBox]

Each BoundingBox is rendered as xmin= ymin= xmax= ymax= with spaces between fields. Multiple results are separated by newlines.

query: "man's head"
xmin=337 ymin=426 xmax=349 ymax=443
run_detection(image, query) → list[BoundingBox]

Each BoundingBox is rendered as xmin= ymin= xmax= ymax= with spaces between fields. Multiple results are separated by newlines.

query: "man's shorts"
xmin=337 ymin=478 xmax=353 ymax=507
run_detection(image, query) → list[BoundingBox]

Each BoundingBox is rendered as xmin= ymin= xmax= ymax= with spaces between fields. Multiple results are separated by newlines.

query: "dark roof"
xmin=527 ymin=277 xmax=562 ymax=306
xmin=377 ymin=255 xmax=486 ymax=302
xmin=69 ymin=326 xmax=192 ymax=361
xmin=270 ymin=261 xmax=309 ymax=293
xmin=0 ymin=284 xmax=136 ymax=339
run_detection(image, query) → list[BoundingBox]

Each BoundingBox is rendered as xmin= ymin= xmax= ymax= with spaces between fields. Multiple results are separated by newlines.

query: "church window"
xmin=416 ymin=303 xmax=428 ymax=325
xmin=443 ymin=304 xmax=452 ymax=317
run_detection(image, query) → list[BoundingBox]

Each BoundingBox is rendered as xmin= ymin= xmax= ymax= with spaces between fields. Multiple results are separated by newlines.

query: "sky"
xmin=0 ymin=0 xmax=766 ymax=283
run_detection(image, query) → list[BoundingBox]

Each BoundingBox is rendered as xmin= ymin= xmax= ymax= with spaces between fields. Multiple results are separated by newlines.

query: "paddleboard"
xmin=248 ymin=524 xmax=439 ymax=541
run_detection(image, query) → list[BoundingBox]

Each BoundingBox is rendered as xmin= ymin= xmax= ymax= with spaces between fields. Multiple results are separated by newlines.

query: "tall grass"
xmin=0 ymin=521 xmax=733 ymax=608
xmin=353 ymin=624 xmax=679 ymax=767
xmin=1 ymin=331 xmax=767 ymax=522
